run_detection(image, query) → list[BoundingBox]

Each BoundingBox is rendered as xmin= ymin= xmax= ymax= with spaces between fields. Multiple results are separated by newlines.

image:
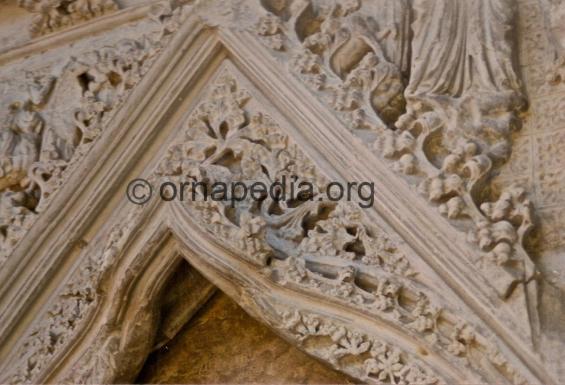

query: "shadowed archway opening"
xmin=135 ymin=260 xmax=356 ymax=384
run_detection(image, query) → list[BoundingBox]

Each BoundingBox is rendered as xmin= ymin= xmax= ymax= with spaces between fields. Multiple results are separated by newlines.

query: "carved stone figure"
xmin=0 ymin=0 xmax=564 ymax=384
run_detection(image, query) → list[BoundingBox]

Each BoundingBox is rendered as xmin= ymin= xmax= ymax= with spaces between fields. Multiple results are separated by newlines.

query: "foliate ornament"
xmin=157 ymin=73 xmax=410 ymax=272
xmin=18 ymin=0 xmax=118 ymax=36
xmin=254 ymin=0 xmax=536 ymax=301
xmin=0 ymin=75 xmax=55 ymax=264
xmin=0 ymin=1 xmax=190 ymax=266
xmin=2 ymin=61 xmax=534 ymax=384
xmin=1 ymin=3 xmax=546 ymax=382
xmin=257 ymin=13 xmax=285 ymax=51
xmin=158 ymin=72 xmax=529 ymax=385
xmin=277 ymin=309 xmax=444 ymax=385
xmin=6 ymin=203 xmax=146 ymax=384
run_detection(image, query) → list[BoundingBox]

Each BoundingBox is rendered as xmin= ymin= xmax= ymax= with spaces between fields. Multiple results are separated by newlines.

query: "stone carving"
xmin=278 ymin=309 xmax=443 ymax=384
xmin=156 ymin=73 xmax=527 ymax=385
xmin=254 ymin=0 xmax=536 ymax=301
xmin=0 ymin=1 xmax=561 ymax=384
xmin=3 ymin=70 xmax=533 ymax=385
xmin=0 ymin=74 xmax=55 ymax=263
xmin=0 ymin=1 xmax=189 ymax=265
xmin=542 ymin=0 xmax=565 ymax=85
xmin=7 ymin=201 xmax=144 ymax=383
xmin=18 ymin=0 xmax=118 ymax=36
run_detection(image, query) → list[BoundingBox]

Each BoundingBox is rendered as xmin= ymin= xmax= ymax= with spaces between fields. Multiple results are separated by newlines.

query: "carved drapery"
xmin=1 ymin=0 xmax=535 ymax=308
xmin=250 ymin=6 xmax=544 ymax=364
xmin=0 ymin=1 xmax=560 ymax=384
xmin=256 ymin=0 xmax=535 ymax=303
xmin=2 ymin=66 xmax=544 ymax=384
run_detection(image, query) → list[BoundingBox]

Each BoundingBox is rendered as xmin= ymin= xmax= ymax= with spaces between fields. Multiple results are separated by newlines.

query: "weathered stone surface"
xmin=0 ymin=0 xmax=563 ymax=384
xmin=137 ymin=292 xmax=356 ymax=384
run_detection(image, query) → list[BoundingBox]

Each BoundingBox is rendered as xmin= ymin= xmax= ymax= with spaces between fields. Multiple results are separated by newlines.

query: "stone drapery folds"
xmin=257 ymin=0 xmax=534 ymax=314
xmin=0 ymin=1 xmax=561 ymax=385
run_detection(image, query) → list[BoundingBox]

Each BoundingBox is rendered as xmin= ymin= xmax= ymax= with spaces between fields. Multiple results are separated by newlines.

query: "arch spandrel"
xmin=0 ymin=1 xmax=559 ymax=384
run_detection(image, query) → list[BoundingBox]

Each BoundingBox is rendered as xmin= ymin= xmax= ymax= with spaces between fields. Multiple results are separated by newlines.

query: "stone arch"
xmin=0 ymin=3 xmax=558 ymax=384
xmin=43 ymin=210 xmax=461 ymax=384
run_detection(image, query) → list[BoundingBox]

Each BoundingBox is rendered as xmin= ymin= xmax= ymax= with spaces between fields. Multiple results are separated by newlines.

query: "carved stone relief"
xmin=141 ymin=71 xmax=546 ymax=385
xmin=253 ymin=0 xmax=535 ymax=304
xmin=17 ymin=0 xmax=118 ymax=36
xmin=0 ymin=65 xmax=546 ymax=384
xmin=0 ymin=1 xmax=191 ymax=265
xmin=0 ymin=0 xmax=563 ymax=384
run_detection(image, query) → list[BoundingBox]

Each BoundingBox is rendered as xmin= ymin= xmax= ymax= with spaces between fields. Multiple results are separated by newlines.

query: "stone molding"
xmin=18 ymin=0 xmax=118 ymax=36
xmin=0 ymin=1 xmax=560 ymax=384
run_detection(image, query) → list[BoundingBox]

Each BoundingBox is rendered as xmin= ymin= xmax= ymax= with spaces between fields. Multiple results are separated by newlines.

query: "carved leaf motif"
xmin=254 ymin=0 xmax=537 ymax=307
xmin=18 ymin=0 xmax=118 ymax=36
xmin=0 ymin=4 xmax=187 ymax=265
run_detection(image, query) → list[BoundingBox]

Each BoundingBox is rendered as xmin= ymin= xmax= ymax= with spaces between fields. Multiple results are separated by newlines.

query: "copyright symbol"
xmin=126 ymin=178 xmax=152 ymax=205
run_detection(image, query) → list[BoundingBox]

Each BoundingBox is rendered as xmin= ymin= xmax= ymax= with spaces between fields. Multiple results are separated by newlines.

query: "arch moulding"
xmin=0 ymin=1 xmax=557 ymax=384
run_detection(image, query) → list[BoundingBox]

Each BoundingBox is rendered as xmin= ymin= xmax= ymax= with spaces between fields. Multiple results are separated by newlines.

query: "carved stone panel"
xmin=0 ymin=1 xmax=563 ymax=384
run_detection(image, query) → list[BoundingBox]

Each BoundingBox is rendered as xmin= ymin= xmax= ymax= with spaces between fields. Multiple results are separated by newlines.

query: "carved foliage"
xmin=254 ymin=0 xmax=535 ymax=300
xmin=18 ymin=0 xmax=118 ymax=36
xmin=278 ymin=309 xmax=442 ymax=385
xmin=2 ymin=67 xmax=532 ymax=384
xmin=0 ymin=3 xmax=543 ymax=383
xmin=6 ymin=203 xmax=145 ymax=383
xmin=0 ymin=1 xmax=189 ymax=265
xmin=158 ymin=73 xmax=528 ymax=385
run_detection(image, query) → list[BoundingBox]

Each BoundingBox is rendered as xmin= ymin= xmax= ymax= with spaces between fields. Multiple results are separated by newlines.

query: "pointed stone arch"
xmin=0 ymin=3 xmax=556 ymax=384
